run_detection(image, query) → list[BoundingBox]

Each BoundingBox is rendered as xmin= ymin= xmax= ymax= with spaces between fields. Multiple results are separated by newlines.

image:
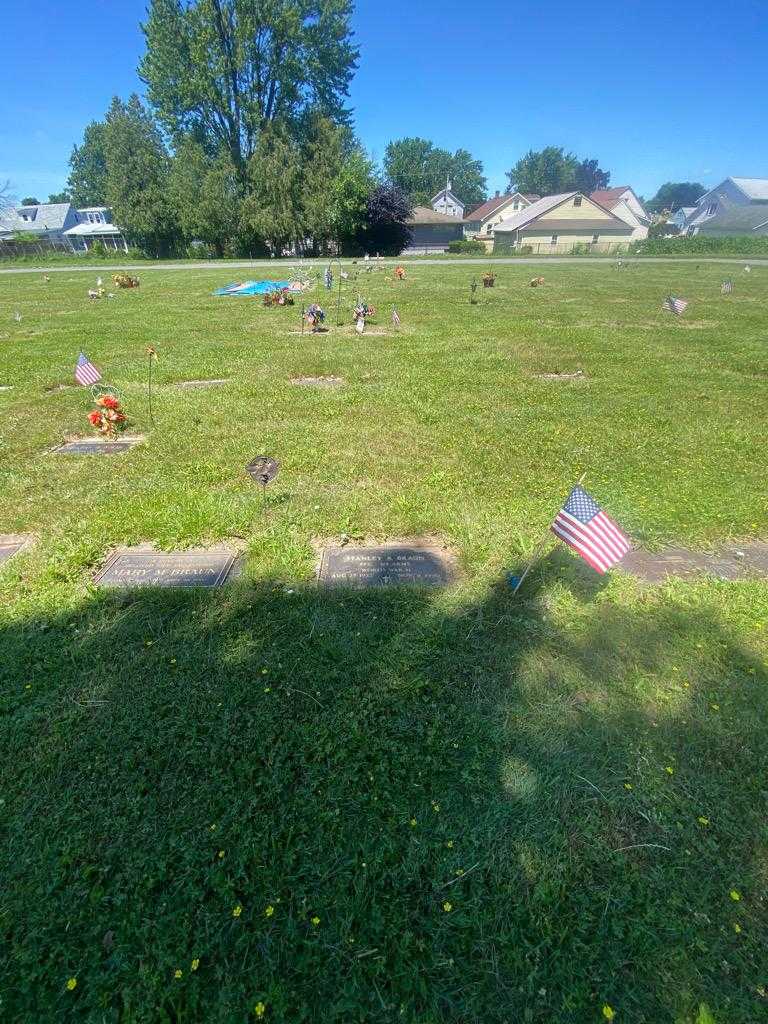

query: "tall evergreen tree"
xmin=242 ymin=124 xmax=304 ymax=254
xmin=67 ymin=121 xmax=109 ymax=206
xmin=103 ymin=95 xmax=180 ymax=256
xmin=168 ymin=139 xmax=241 ymax=255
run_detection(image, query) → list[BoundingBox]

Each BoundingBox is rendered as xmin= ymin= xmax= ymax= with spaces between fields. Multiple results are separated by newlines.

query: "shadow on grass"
xmin=1 ymin=563 xmax=766 ymax=1023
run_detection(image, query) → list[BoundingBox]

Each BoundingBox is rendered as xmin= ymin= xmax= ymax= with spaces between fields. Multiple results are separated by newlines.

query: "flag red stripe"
xmin=552 ymin=523 xmax=608 ymax=573
xmin=594 ymin=511 xmax=630 ymax=555
xmin=557 ymin=510 xmax=625 ymax=566
xmin=552 ymin=518 xmax=613 ymax=572
xmin=562 ymin=508 xmax=629 ymax=559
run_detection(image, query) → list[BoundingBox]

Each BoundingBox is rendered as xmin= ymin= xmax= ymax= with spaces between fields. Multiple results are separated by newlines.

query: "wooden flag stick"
xmin=512 ymin=471 xmax=587 ymax=596
xmin=301 ymin=304 xmax=306 ymax=337
xmin=146 ymin=346 xmax=157 ymax=428
xmin=336 ymin=260 xmax=343 ymax=325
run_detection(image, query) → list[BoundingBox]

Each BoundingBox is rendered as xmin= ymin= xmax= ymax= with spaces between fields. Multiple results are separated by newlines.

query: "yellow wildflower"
xmin=233 ymin=905 xmax=243 ymax=917
xmin=254 ymin=1002 xmax=266 ymax=1017
xmin=710 ymin=703 xmax=719 ymax=711
xmin=311 ymin=916 xmax=320 ymax=926
xmin=218 ymin=850 xmax=225 ymax=859
xmin=698 ymin=817 xmax=710 ymax=826
xmin=665 ymin=766 xmax=674 ymax=775
xmin=623 ymin=783 xmax=633 ymax=791
xmin=191 ymin=958 xmax=200 ymax=971
xmin=602 ymin=1006 xmax=615 ymax=1021
xmin=442 ymin=901 xmax=452 ymax=912
xmin=733 ymin=923 xmax=742 ymax=934
xmin=66 ymin=978 xmax=77 ymax=991
xmin=730 ymin=890 xmax=741 ymax=901
xmin=174 ymin=970 xmax=183 ymax=979
xmin=446 ymin=840 xmax=454 ymax=848
xmin=432 ymin=802 xmax=440 ymax=812
xmin=409 ymin=818 xmax=417 ymax=827
xmin=265 ymin=905 xmax=274 ymax=917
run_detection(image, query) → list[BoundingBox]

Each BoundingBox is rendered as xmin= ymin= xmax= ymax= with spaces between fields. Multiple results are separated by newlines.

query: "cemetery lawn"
xmin=1 ymin=263 xmax=767 ymax=1024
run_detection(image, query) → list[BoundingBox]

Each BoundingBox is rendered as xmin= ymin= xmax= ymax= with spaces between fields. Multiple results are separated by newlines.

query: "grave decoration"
xmin=113 ymin=273 xmax=140 ymax=289
xmin=529 ymin=276 xmax=545 ymax=287
xmin=215 ymin=280 xmax=289 ymax=296
xmin=392 ymin=307 xmax=401 ymax=328
xmin=721 ymin=280 xmax=733 ymax=294
xmin=355 ymin=317 xmax=365 ymax=335
xmin=470 ymin=279 xmax=478 ymax=304
xmin=394 ymin=266 xmax=406 ymax=280
xmin=246 ymin=456 xmax=280 ymax=505
xmin=353 ymin=300 xmax=376 ymax=323
xmin=88 ymin=388 xmax=128 ymax=439
xmin=324 ymin=266 xmax=333 ymax=290
xmin=482 ymin=271 xmax=496 ymax=288
xmin=305 ymin=304 xmax=326 ymax=332
xmin=88 ymin=287 xmax=104 ymax=300
xmin=263 ymin=287 xmax=295 ymax=307
xmin=663 ymin=295 xmax=688 ymax=316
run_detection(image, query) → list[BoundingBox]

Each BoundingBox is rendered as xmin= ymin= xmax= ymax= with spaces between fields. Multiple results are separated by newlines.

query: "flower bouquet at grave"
xmin=263 ymin=287 xmax=294 ymax=307
xmin=87 ymin=393 xmax=128 ymax=439
xmin=113 ymin=273 xmax=140 ymax=289
xmin=482 ymin=271 xmax=496 ymax=288
xmin=305 ymin=304 xmax=326 ymax=331
xmin=352 ymin=301 xmax=376 ymax=323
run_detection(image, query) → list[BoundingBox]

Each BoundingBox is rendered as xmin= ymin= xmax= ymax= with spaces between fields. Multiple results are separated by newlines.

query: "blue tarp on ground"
xmin=215 ymin=280 xmax=290 ymax=296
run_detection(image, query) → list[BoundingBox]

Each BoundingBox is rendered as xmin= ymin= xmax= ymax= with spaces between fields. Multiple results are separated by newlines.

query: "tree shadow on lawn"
xmin=1 ymin=559 xmax=766 ymax=1024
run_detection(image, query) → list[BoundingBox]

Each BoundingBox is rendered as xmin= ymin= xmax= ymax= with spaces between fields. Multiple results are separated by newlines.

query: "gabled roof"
xmin=493 ymin=192 xmax=576 ymax=232
xmin=590 ymin=187 xmax=630 ymax=208
xmin=0 ymin=202 xmax=72 ymax=234
xmin=494 ymin=192 xmax=633 ymax=234
xmin=465 ymin=192 xmax=540 ymax=223
xmin=730 ymin=177 xmax=768 ymax=201
xmin=430 ymin=187 xmax=464 ymax=207
xmin=408 ymin=205 xmax=466 ymax=225
xmin=697 ymin=206 xmax=768 ymax=233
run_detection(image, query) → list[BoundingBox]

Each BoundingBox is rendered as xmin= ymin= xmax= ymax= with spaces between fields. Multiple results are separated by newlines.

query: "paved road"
xmin=0 ymin=256 xmax=765 ymax=275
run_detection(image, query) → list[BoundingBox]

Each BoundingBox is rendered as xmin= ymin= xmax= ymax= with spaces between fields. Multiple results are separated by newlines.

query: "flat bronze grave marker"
xmin=318 ymin=544 xmax=454 ymax=589
xmin=53 ymin=437 xmax=142 ymax=455
xmin=0 ymin=536 xmax=29 ymax=566
xmin=94 ymin=550 xmax=240 ymax=588
xmin=175 ymin=378 xmax=231 ymax=388
xmin=620 ymin=542 xmax=768 ymax=583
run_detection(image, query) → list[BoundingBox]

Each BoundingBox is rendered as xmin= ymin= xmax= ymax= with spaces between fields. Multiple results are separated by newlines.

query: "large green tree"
xmin=506 ymin=147 xmax=580 ymax=196
xmin=103 ymin=95 xmax=180 ymax=256
xmin=139 ymin=0 xmax=358 ymax=178
xmin=67 ymin=121 xmax=109 ymax=206
xmin=241 ymin=123 xmax=304 ymax=254
xmin=646 ymin=181 xmax=706 ymax=214
xmin=573 ymin=158 xmax=611 ymax=193
xmin=168 ymin=138 xmax=241 ymax=255
xmin=384 ymin=137 xmax=487 ymax=207
xmin=47 ymin=191 xmax=72 ymax=204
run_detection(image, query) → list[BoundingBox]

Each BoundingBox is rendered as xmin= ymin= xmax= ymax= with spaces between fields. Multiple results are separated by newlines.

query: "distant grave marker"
xmin=0 ymin=535 xmax=30 ymax=567
xmin=318 ymin=543 xmax=454 ymax=589
xmin=52 ymin=437 xmax=143 ymax=455
xmin=291 ymin=375 xmax=345 ymax=388
xmin=620 ymin=542 xmax=768 ymax=583
xmin=94 ymin=549 xmax=240 ymax=588
xmin=176 ymin=378 xmax=231 ymax=389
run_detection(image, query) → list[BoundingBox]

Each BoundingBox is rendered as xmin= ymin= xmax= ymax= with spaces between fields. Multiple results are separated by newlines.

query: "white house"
xmin=493 ymin=192 xmax=634 ymax=252
xmin=0 ymin=201 xmax=128 ymax=251
xmin=590 ymin=186 xmax=650 ymax=240
xmin=64 ymin=207 xmax=129 ymax=252
xmin=463 ymin=191 xmax=540 ymax=241
xmin=430 ymin=181 xmax=465 ymax=219
xmin=681 ymin=177 xmax=768 ymax=235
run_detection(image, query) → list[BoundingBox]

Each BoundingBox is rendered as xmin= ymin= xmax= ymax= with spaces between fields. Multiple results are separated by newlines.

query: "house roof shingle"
xmin=697 ymin=206 xmax=768 ymax=233
xmin=0 ymin=202 xmax=73 ymax=235
xmin=408 ymin=205 xmax=466 ymax=225
xmin=465 ymin=192 xmax=540 ymax=223
xmin=494 ymin=192 xmax=634 ymax=234
xmin=730 ymin=177 xmax=768 ymax=201
xmin=589 ymin=187 xmax=631 ymax=208
xmin=493 ymin=193 xmax=577 ymax=232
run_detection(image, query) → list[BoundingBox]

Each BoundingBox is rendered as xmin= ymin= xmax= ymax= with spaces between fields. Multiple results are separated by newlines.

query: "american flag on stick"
xmin=551 ymin=485 xmax=631 ymax=574
xmin=75 ymin=351 xmax=102 ymax=386
xmin=721 ymin=280 xmax=733 ymax=294
xmin=663 ymin=295 xmax=688 ymax=316
xmin=392 ymin=307 xmax=401 ymax=327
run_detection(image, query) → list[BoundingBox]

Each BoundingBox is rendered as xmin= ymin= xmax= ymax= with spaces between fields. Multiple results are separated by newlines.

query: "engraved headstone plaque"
xmin=0 ymin=537 xmax=27 ymax=566
xmin=53 ymin=438 xmax=141 ymax=455
xmin=94 ymin=550 xmax=239 ymax=588
xmin=318 ymin=545 xmax=453 ymax=588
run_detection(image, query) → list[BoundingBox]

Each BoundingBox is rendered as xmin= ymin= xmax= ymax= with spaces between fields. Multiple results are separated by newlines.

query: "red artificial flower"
xmin=98 ymin=395 xmax=120 ymax=410
xmin=88 ymin=411 xmax=102 ymax=426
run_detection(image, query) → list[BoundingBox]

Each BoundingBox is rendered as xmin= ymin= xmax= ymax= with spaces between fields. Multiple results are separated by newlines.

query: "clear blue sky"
xmin=1 ymin=0 xmax=766 ymax=203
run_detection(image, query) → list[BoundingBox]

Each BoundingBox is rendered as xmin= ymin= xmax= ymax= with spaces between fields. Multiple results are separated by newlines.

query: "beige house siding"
xmin=537 ymin=196 xmax=616 ymax=222
xmin=519 ymin=228 xmax=630 ymax=245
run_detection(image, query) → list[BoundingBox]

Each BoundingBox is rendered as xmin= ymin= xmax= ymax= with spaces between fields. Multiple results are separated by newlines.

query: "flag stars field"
xmin=1 ymin=261 xmax=767 ymax=1022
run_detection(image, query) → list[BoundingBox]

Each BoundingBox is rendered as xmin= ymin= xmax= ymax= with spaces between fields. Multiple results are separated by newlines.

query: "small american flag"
xmin=721 ymin=280 xmax=733 ymax=294
xmin=663 ymin=295 xmax=688 ymax=316
xmin=75 ymin=351 xmax=102 ymax=386
xmin=392 ymin=307 xmax=401 ymax=327
xmin=552 ymin=485 xmax=631 ymax=574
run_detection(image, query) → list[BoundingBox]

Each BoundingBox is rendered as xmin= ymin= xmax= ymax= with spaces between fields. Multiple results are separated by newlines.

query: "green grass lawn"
xmin=1 ymin=264 xmax=767 ymax=1023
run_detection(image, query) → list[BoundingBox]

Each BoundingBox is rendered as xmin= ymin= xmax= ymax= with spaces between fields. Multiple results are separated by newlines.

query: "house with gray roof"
xmin=0 ymin=201 xmax=128 ymax=251
xmin=493 ymin=192 xmax=634 ymax=252
xmin=681 ymin=177 xmax=768 ymax=235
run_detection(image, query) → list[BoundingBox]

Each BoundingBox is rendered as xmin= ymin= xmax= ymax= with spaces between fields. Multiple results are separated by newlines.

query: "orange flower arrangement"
xmin=88 ymin=393 xmax=128 ymax=439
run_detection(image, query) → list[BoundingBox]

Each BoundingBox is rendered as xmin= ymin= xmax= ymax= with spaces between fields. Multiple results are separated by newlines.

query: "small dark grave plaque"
xmin=53 ymin=438 xmax=141 ymax=455
xmin=246 ymin=456 xmax=280 ymax=486
xmin=0 ymin=539 xmax=26 ymax=566
xmin=94 ymin=550 xmax=239 ymax=588
xmin=319 ymin=545 xmax=453 ymax=588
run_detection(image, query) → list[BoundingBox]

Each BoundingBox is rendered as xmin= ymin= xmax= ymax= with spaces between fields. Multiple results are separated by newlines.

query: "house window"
xmin=513 ymin=201 xmax=519 ymax=210
xmin=486 ymin=223 xmax=493 ymax=233
xmin=592 ymin=233 xmax=599 ymax=244
xmin=707 ymin=203 xmax=717 ymax=215
xmin=550 ymin=234 xmax=558 ymax=245
xmin=574 ymin=196 xmax=583 ymax=207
